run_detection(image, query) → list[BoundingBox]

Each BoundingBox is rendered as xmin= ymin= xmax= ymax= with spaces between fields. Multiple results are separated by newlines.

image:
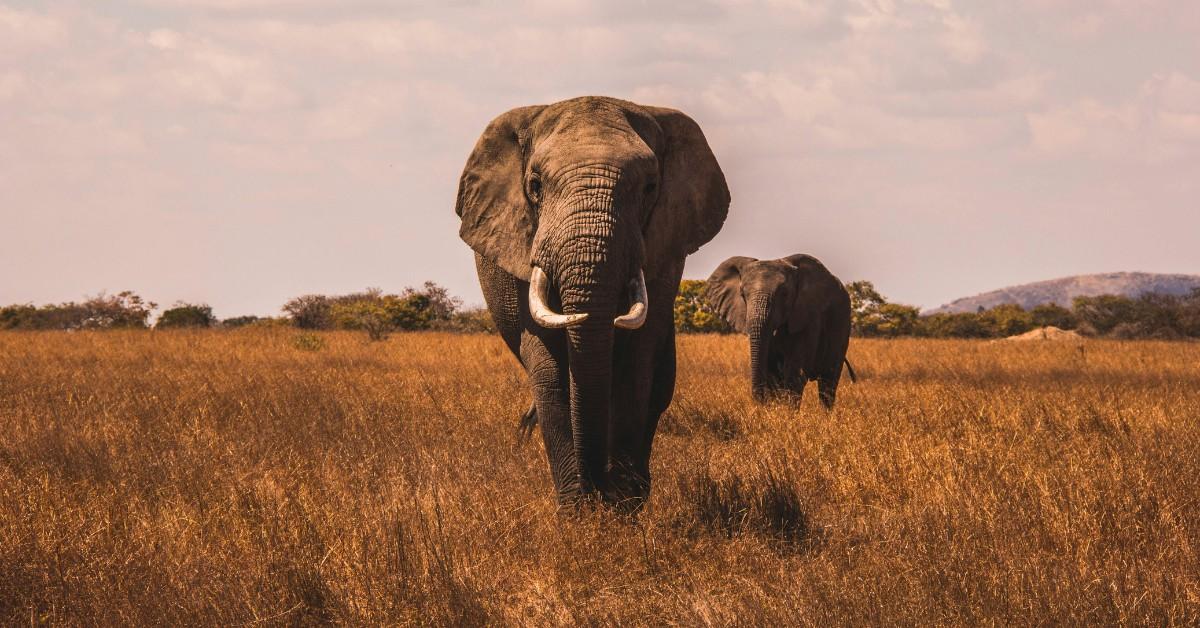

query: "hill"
xmin=927 ymin=272 xmax=1200 ymax=314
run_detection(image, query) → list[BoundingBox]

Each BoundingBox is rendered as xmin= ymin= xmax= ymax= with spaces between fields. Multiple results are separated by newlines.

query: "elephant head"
xmin=456 ymin=97 xmax=729 ymax=502
xmin=706 ymin=254 xmax=842 ymax=402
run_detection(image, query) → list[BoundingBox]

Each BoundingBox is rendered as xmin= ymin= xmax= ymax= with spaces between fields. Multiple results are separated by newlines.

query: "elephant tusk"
xmin=614 ymin=269 xmax=648 ymax=330
xmin=529 ymin=266 xmax=589 ymax=328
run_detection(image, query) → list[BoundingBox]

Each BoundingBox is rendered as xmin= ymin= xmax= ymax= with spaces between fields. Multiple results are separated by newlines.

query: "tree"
xmin=980 ymin=303 xmax=1034 ymax=337
xmin=283 ymin=294 xmax=333 ymax=329
xmin=1073 ymin=295 xmax=1137 ymax=336
xmin=673 ymin=279 xmax=731 ymax=333
xmin=1030 ymin=303 xmax=1077 ymax=330
xmin=221 ymin=315 xmax=260 ymax=328
xmin=846 ymin=280 xmax=886 ymax=324
xmin=917 ymin=312 xmax=990 ymax=338
xmin=156 ymin=302 xmax=216 ymax=329
xmin=845 ymin=280 xmax=919 ymax=337
xmin=332 ymin=299 xmax=393 ymax=340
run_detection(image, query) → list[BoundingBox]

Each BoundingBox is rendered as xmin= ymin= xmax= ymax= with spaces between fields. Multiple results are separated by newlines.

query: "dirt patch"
xmin=1006 ymin=326 xmax=1083 ymax=341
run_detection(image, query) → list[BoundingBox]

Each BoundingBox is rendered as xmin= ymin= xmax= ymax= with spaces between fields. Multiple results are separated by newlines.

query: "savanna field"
xmin=1 ymin=330 xmax=1197 ymax=625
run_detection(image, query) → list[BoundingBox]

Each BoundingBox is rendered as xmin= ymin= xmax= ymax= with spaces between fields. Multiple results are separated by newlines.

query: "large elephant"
xmin=455 ymin=96 xmax=729 ymax=510
xmin=705 ymin=254 xmax=855 ymax=407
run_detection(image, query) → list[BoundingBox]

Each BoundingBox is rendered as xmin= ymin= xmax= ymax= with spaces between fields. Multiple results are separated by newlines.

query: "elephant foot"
xmin=602 ymin=465 xmax=650 ymax=516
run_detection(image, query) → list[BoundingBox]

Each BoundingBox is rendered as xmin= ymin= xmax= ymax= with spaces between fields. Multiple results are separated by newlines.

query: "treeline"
xmin=0 ymin=283 xmax=495 ymax=337
xmin=845 ymin=281 xmax=1200 ymax=340
xmin=6 ymin=280 xmax=1200 ymax=340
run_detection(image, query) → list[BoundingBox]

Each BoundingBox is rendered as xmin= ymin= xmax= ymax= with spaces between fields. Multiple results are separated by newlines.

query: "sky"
xmin=2 ymin=0 xmax=1199 ymax=317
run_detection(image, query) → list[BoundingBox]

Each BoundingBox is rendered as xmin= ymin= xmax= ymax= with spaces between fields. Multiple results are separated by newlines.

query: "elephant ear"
xmin=642 ymin=106 xmax=731 ymax=277
xmin=455 ymin=105 xmax=547 ymax=281
xmin=705 ymin=256 xmax=756 ymax=332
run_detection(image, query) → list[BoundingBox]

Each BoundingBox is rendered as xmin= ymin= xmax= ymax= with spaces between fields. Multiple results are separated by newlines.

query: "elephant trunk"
xmin=746 ymin=294 xmax=773 ymax=401
xmin=536 ymin=185 xmax=642 ymax=503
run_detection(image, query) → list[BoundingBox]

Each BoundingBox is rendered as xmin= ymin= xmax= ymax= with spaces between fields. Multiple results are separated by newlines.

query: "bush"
xmin=676 ymin=280 xmax=731 ymax=333
xmin=0 ymin=292 xmax=156 ymax=330
xmin=331 ymin=298 xmax=393 ymax=341
xmin=156 ymin=303 xmax=216 ymax=329
xmin=285 ymin=283 xmax=463 ymax=338
xmin=436 ymin=308 xmax=497 ymax=334
xmin=221 ymin=315 xmax=261 ymax=328
xmin=1030 ymin=303 xmax=1077 ymax=330
xmin=980 ymin=303 xmax=1035 ymax=337
xmin=1073 ymin=295 xmax=1137 ymax=336
xmin=0 ymin=304 xmax=39 ymax=330
xmin=283 ymin=295 xmax=333 ymax=330
xmin=846 ymin=281 xmax=920 ymax=337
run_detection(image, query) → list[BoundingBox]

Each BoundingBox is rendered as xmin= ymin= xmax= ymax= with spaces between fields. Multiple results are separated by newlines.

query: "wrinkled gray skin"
xmin=706 ymin=254 xmax=855 ymax=407
xmin=455 ymin=97 xmax=729 ymax=511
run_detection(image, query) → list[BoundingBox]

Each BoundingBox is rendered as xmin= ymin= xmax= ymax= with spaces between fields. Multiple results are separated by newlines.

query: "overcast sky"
xmin=2 ymin=0 xmax=1198 ymax=317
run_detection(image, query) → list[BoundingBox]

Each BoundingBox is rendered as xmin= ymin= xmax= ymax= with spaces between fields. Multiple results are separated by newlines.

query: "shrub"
xmin=221 ymin=315 xmax=260 ymax=328
xmin=1030 ymin=303 xmax=1077 ymax=330
xmin=1073 ymin=295 xmax=1138 ymax=336
xmin=980 ymin=303 xmax=1035 ymax=337
xmin=285 ymin=283 xmax=463 ymax=338
xmin=917 ymin=312 xmax=991 ymax=338
xmin=845 ymin=281 xmax=920 ymax=337
xmin=676 ymin=279 xmax=731 ymax=333
xmin=332 ymin=299 xmax=393 ymax=341
xmin=0 ymin=304 xmax=38 ymax=330
xmin=436 ymin=308 xmax=497 ymax=334
xmin=156 ymin=303 xmax=216 ymax=329
xmin=283 ymin=295 xmax=333 ymax=329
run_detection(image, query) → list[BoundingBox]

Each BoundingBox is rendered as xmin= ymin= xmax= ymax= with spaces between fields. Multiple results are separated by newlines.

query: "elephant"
xmin=705 ymin=254 xmax=856 ymax=407
xmin=455 ymin=96 xmax=730 ymax=511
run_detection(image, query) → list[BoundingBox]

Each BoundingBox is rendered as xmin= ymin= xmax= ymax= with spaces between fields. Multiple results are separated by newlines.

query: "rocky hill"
xmin=927 ymin=272 xmax=1200 ymax=315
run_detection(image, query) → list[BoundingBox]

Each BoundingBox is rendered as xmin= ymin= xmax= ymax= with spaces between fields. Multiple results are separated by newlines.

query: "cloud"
xmin=2 ymin=0 xmax=1199 ymax=316
xmin=1027 ymin=71 xmax=1200 ymax=159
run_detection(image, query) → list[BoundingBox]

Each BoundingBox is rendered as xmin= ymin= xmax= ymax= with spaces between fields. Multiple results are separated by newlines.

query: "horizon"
xmin=3 ymin=1 xmax=1199 ymax=317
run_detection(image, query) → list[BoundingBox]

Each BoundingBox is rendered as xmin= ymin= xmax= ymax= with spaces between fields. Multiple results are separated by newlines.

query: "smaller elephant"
xmin=705 ymin=254 xmax=856 ymax=407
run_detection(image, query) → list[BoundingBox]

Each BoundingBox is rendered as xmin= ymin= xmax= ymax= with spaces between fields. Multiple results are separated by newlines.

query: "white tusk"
xmin=529 ymin=267 xmax=589 ymax=328
xmin=614 ymin=269 xmax=648 ymax=330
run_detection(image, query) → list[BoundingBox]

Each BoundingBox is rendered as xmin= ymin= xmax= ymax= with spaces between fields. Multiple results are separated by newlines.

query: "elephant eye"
xmin=644 ymin=182 xmax=657 ymax=197
xmin=528 ymin=175 xmax=543 ymax=204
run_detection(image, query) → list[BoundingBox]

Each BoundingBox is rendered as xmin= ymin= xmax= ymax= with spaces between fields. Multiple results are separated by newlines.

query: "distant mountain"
xmin=927 ymin=272 xmax=1200 ymax=315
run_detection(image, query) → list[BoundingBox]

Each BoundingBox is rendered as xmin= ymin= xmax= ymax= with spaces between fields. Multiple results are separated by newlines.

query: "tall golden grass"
xmin=1 ymin=330 xmax=1197 ymax=624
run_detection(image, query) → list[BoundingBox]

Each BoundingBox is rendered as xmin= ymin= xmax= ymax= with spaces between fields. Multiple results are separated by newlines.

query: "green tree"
xmin=981 ymin=303 xmax=1034 ymax=337
xmin=1030 ymin=303 xmax=1077 ymax=330
xmin=674 ymin=279 xmax=731 ymax=333
xmin=1073 ymin=295 xmax=1137 ymax=336
xmin=917 ymin=312 xmax=990 ymax=338
xmin=156 ymin=303 xmax=216 ymax=329
xmin=845 ymin=280 xmax=919 ymax=337
xmin=283 ymin=294 xmax=333 ymax=329
xmin=221 ymin=315 xmax=261 ymax=328
xmin=332 ymin=299 xmax=393 ymax=340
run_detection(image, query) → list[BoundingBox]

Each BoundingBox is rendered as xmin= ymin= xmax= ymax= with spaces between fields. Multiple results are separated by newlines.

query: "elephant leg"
xmin=817 ymin=372 xmax=841 ymax=409
xmin=606 ymin=285 xmax=676 ymax=512
xmin=766 ymin=337 xmax=790 ymax=394
xmin=817 ymin=310 xmax=851 ymax=410
xmin=475 ymin=253 xmax=540 ymax=436
xmin=782 ymin=326 xmax=819 ymax=403
xmin=520 ymin=329 xmax=585 ymax=506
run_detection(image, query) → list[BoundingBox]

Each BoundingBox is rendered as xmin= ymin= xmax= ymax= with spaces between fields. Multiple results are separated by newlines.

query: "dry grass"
xmin=1 ymin=330 xmax=1197 ymax=625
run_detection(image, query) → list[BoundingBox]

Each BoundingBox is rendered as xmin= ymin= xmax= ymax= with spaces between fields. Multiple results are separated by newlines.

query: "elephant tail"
xmin=517 ymin=402 xmax=538 ymax=442
xmin=844 ymin=358 xmax=858 ymax=383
